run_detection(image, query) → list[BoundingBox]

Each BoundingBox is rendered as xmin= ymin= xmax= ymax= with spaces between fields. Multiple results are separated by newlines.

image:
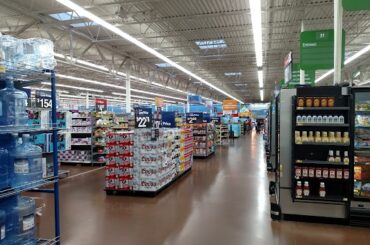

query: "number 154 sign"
xmin=134 ymin=107 xmax=153 ymax=128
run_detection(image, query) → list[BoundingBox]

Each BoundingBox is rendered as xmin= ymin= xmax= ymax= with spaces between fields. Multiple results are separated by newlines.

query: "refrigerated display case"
xmin=350 ymin=87 xmax=370 ymax=227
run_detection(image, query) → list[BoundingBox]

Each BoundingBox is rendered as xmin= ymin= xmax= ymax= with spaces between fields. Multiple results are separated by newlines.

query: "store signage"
xmin=161 ymin=111 xmax=176 ymax=128
xmin=188 ymin=95 xmax=203 ymax=105
xmin=211 ymin=117 xmax=221 ymax=124
xmin=186 ymin=112 xmax=203 ymax=124
xmin=223 ymin=99 xmax=238 ymax=111
xmin=134 ymin=107 xmax=153 ymax=128
xmin=343 ymin=0 xmax=370 ymax=11
xmin=95 ymin=98 xmax=107 ymax=112
xmin=155 ymin=97 xmax=164 ymax=107
xmin=289 ymin=63 xmax=315 ymax=87
xmin=300 ymin=29 xmax=345 ymax=70
xmin=35 ymin=90 xmax=52 ymax=109
xmin=153 ymin=107 xmax=161 ymax=128
xmin=203 ymin=113 xmax=211 ymax=123
xmin=284 ymin=51 xmax=293 ymax=84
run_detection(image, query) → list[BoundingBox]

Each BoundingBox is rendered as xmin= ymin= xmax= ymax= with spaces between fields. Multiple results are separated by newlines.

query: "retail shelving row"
xmin=104 ymin=128 xmax=193 ymax=196
xmin=0 ymin=42 xmax=60 ymax=245
xmin=92 ymin=112 xmax=114 ymax=165
xmin=215 ymin=123 xmax=229 ymax=146
xmin=186 ymin=123 xmax=215 ymax=157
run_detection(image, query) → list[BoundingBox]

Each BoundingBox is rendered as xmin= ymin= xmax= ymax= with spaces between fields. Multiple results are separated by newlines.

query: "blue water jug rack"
xmin=0 ymin=70 xmax=60 ymax=245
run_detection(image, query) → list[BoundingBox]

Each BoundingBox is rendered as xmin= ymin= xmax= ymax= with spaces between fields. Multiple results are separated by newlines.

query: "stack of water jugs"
xmin=0 ymin=34 xmax=56 ymax=72
xmin=0 ymin=34 xmax=55 ymax=245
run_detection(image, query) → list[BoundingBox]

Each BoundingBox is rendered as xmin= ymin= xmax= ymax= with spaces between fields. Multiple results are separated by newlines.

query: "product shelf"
xmin=295 ymin=160 xmax=349 ymax=166
xmin=296 ymin=142 xmax=350 ymax=147
xmin=0 ymin=176 xmax=58 ymax=199
xmin=294 ymin=195 xmax=348 ymax=203
xmin=0 ymin=126 xmax=60 ymax=135
xmin=296 ymin=107 xmax=350 ymax=111
xmin=296 ymin=123 xmax=349 ymax=127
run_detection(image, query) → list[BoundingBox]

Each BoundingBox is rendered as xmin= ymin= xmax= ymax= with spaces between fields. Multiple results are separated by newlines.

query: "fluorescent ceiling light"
xmin=70 ymin=21 xmax=97 ymax=28
xmin=41 ymin=82 xmax=104 ymax=93
xmin=56 ymin=73 xmax=186 ymax=101
xmin=234 ymin=84 xmax=248 ymax=87
xmin=258 ymin=70 xmax=263 ymax=88
xmin=359 ymin=80 xmax=370 ymax=86
xmin=224 ymin=72 xmax=242 ymax=76
xmin=260 ymin=89 xmax=264 ymax=102
xmin=354 ymin=71 xmax=361 ymax=78
xmin=249 ymin=0 xmax=263 ymax=67
xmin=195 ymin=39 xmax=227 ymax=49
xmin=315 ymin=43 xmax=370 ymax=83
xmin=112 ymin=91 xmax=186 ymax=102
xmin=56 ymin=0 xmax=243 ymax=103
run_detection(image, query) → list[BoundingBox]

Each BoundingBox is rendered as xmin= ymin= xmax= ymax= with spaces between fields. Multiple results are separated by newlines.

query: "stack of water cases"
xmin=179 ymin=128 xmax=193 ymax=174
xmin=0 ymin=34 xmax=56 ymax=244
xmin=105 ymin=128 xmax=191 ymax=193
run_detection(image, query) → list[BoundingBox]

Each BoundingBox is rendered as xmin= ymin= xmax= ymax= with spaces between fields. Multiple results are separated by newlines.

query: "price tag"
xmin=211 ymin=117 xmax=221 ymax=124
xmin=186 ymin=113 xmax=203 ymax=124
xmin=95 ymin=99 xmax=107 ymax=112
xmin=35 ymin=97 xmax=52 ymax=108
xmin=161 ymin=111 xmax=176 ymax=128
xmin=134 ymin=107 xmax=153 ymax=128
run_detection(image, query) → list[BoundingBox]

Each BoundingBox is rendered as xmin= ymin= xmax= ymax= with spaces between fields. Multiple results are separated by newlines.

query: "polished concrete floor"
xmin=34 ymin=131 xmax=370 ymax=245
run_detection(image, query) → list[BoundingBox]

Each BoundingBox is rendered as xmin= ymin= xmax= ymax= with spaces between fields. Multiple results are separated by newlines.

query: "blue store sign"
xmin=161 ymin=111 xmax=176 ymax=128
xmin=186 ymin=113 xmax=203 ymax=124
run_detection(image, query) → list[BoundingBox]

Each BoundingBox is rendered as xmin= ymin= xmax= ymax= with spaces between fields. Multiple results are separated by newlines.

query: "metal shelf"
xmin=0 ymin=176 xmax=58 ymax=199
xmin=296 ymin=107 xmax=350 ymax=111
xmin=295 ymin=160 xmax=349 ymax=166
xmin=0 ymin=127 xmax=60 ymax=135
xmin=296 ymin=142 xmax=350 ymax=146
xmin=296 ymin=123 xmax=349 ymax=127
xmin=38 ymin=237 xmax=60 ymax=244
xmin=294 ymin=195 xmax=348 ymax=203
xmin=61 ymin=160 xmax=92 ymax=164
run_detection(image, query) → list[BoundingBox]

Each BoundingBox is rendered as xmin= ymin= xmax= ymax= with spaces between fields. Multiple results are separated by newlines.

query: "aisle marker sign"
xmin=186 ymin=113 xmax=203 ymax=124
xmin=134 ymin=107 xmax=153 ymax=128
xmin=95 ymin=98 xmax=107 ymax=112
xmin=343 ymin=0 xmax=370 ymax=11
xmin=300 ymin=29 xmax=345 ymax=71
xmin=288 ymin=64 xmax=315 ymax=87
xmin=161 ymin=111 xmax=176 ymax=128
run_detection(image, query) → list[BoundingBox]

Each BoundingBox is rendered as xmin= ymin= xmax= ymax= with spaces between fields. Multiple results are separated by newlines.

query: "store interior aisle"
xmin=35 ymin=132 xmax=370 ymax=245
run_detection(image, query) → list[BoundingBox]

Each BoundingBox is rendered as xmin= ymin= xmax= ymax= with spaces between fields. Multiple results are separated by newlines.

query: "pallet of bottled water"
xmin=0 ymin=34 xmax=56 ymax=79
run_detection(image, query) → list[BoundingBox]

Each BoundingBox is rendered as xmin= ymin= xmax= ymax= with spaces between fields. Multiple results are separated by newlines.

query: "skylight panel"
xmin=49 ymin=11 xmax=80 ymax=21
xmin=195 ymin=39 xmax=227 ymax=49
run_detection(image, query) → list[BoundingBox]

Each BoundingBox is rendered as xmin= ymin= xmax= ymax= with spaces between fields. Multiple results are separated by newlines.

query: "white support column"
xmin=334 ymin=0 xmax=343 ymax=85
xmin=300 ymin=21 xmax=305 ymax=85
xmin=126 ymin=74 xmax=131 ymax=114
xmin=85 ymin=92 xmax=89 ymax=109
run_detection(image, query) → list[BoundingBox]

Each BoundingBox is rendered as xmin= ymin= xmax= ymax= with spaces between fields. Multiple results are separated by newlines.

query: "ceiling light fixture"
xmin=315 ymin=43 xmax=370 ymax=83
xmin=55 ymin=0 xmax=243 ymax=103
xmin=56 ymin=73 xmax=186 ymax=101
xmin=258 ymin=70 xmax=264 ymax=88
xmin=41 ymin=82 xmax=104 ymax=93
xmin=260 ymin=89 xmax=264 ymax=102
xmin=249 ymin=0 xmax=263 ymax=67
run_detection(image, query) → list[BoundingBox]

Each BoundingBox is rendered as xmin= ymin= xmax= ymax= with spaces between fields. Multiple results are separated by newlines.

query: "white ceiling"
xmin=0 ymin=0 xmax=369 ymax=102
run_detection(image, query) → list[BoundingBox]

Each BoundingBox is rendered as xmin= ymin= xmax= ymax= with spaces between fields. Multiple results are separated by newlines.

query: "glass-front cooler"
xmin=351 ymin=88 xmax=370 ymax=227
xmin=353 ymin=89 xmax=370 ymax=199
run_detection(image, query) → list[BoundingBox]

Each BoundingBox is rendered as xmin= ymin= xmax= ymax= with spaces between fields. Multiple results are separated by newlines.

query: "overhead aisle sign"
xmin=289 ymin=64 xmax=315 ymax=87
xmin=343 ymin=0 xmax=370 ymax=11
xmin=223 ymin=99 xmax=238 ymax=111
xmin=300 ymin=29 xmax=345 ymax=71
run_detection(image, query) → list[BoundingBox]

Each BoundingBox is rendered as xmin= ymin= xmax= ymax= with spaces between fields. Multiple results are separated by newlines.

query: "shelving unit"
xmin=292 ymin=94 xmax=352 ymax=204
xmin=0 ymin=70 xmax=61 ymax=244
xmin=190 ymin=123 xmax=215 ymax=157
xmin=91 ymin=112 xmax=113 ymax=165
xmin=215 ymin=123 xmax=229 ymax=146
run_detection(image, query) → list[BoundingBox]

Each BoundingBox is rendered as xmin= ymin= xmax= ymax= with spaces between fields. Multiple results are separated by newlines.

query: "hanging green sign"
xmin=300 ymin=29 xmax=345 ymax=71
xmin=343 ymin=0 xmax=370 ymax=11
xmin=290 ymin=64 xmax=315 ymax=86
